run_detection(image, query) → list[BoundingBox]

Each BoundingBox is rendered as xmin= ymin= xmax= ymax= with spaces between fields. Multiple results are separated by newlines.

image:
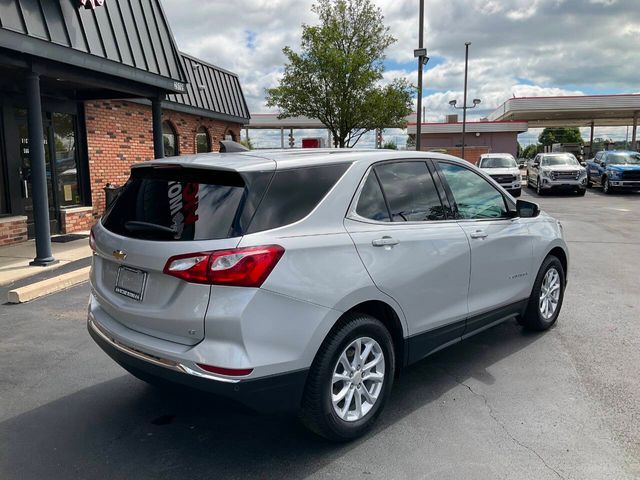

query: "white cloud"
xmin=161 ymin=0 xmax=640 ymax=148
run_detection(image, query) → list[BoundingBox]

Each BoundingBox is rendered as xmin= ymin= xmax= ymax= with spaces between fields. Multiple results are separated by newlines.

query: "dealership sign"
xmin=79 ymin=0 xmax=105 ymax=9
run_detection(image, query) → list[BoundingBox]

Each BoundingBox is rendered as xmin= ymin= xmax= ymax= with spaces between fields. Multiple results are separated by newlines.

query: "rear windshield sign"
xmin=168 ymin=181 xmax=199 ymax=239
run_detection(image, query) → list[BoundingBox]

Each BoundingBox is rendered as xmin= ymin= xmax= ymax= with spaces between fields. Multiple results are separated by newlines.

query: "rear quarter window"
xmin=246 ymin=163 xmax=350 ymax=233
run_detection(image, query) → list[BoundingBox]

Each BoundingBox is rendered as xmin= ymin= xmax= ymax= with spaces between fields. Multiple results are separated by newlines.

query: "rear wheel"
xmin=300 ymin=313 xmax=395 ymax=441
xmin=519 ymin=255 xmax=565 ymax=331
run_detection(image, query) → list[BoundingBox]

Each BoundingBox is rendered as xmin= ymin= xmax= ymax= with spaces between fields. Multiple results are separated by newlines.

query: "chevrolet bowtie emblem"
xmin=112 ymin=250 xmax=127 ymax=261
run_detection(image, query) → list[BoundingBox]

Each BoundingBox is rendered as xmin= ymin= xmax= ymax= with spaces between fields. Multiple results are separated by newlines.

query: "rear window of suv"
xmin=102 ymin=163 xmax=349 ymax=241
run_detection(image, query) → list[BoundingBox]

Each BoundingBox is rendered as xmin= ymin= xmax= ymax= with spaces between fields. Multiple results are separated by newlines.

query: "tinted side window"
xmin=247 ymin=163 xmax=350 ymax=233
xmin=356 ymin=171 xmax=391 ymax=222
xmin=438 ymin=162 xmax=508 ymax=219
xmin=375 ymin=162 xmax=445 ymax=222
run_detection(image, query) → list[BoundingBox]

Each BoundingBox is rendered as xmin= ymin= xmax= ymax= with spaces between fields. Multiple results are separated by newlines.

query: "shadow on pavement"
xmin=1 ymin=320 xmax=544 ymax=480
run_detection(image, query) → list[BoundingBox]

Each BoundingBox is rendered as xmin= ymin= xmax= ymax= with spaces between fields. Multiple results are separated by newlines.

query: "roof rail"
xmin=219 ymin=140 xmax=249 ymax=153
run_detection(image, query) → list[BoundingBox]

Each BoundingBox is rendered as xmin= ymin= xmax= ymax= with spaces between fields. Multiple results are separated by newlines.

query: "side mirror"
xmin=580 ymin=161 xmax=587 ymax=167
xmin=515 ymin=199 xmax=540 ymax=218
xmin=532 ymin=162 xmax=540 ymax=168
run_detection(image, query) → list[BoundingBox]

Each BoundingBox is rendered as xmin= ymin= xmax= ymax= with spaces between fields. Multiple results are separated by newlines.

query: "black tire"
xmin=519 ymin=255 xmax=565 ymax=331
xmin=603 ymin=177 xmax=613 ymax=194
xmin=299 ymin=313 xmax=395 ymax=441
xmin=576 ymin=188 xmax=586 ymax=196
xmin=527 ymin=174 xmax=534 ymax=189
xmin=585 ymin=174 xmax=592 ymax=188
xmin=536 ymin=177 xmax=544 ymax=196
xmin=512 ymin=188 xmax=522 ymax=198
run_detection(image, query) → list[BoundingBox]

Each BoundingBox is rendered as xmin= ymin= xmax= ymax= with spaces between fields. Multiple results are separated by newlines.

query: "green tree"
xmin=383 ymin=140 xmax=397 ymax=150
xmin=266 ymin=0 xmax=413 ymax=148
xmin=538 ymin=127 xmax=583 ymax=147
xmin=522 ymin=143 xmax=539 ymax=159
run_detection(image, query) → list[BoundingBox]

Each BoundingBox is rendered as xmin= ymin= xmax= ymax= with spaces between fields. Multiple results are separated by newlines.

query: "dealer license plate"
xmin=114 ymin=266 xmax=147 ymax=301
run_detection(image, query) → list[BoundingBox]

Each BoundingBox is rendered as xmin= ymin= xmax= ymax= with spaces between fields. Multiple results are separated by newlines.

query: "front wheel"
xmin=300 ymin=313 xmax=395 ymax=441
xmin=576 ymin=188 xmax=586 ymax=196
xmin=536 ymin=177 xmax=544 ymax=196
xmin=603 ymin=177 xmax=614 ymax=194
xmin=519 ymin=255 xmax=565 ymax=331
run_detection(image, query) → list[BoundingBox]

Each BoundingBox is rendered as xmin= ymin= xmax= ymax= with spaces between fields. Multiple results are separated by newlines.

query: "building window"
xmin=196 ymin=126 xmax=210 ymax=153
xmin=162 ymin=121 xmax=178 ymax=157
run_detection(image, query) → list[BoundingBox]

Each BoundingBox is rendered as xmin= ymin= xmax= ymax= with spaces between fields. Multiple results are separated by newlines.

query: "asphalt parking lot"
xmin=1 ymin=186 xmax=639 ymax=480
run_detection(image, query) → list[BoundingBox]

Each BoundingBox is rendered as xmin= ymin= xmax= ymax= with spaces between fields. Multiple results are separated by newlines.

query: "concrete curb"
xmin=6 ymin=266 xmax=91 ymax=304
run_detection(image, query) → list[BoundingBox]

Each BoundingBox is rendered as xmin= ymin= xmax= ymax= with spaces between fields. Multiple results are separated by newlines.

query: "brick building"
xmin=0 ymin=0 xmax=249 ymax=262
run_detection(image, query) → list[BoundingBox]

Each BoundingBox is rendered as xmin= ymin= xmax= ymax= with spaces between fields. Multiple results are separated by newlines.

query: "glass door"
xmin=16 ymin=108 xmax=58 ymax=235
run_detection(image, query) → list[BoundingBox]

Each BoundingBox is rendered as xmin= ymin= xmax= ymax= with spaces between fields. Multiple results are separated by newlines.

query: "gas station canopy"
xmin=488 ymin=94 xmax=640 ymax=127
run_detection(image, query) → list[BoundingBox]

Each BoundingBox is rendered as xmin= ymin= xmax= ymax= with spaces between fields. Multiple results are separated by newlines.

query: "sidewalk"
xmin=0 ymin=233 xmax=92 ymax=287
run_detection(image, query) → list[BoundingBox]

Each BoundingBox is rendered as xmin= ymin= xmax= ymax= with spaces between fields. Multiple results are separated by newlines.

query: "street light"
xmin=448 ymin=42 xmax=480 ymax=160
xmin=414 ymin=0 xmax=429 ymax=151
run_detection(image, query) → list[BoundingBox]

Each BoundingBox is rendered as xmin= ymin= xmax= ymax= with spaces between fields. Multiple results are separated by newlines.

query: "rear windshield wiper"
xmin=124 ymin=221 xmax=176 ymax=236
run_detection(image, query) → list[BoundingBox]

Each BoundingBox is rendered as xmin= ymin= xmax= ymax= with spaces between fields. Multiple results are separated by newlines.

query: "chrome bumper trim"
xmin=88 ymin=318 xmax=240 ymax=384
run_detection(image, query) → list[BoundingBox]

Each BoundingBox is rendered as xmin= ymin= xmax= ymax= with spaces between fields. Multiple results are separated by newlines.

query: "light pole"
xmin=449 ymin=42 xmax=480 ymax=160
xmin=414 ymin=0 xmax=429 ymax=151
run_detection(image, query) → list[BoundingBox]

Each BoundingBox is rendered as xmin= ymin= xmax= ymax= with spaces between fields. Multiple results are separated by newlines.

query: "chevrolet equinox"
xmin=88 ymin=148 xmax=569 ymax=441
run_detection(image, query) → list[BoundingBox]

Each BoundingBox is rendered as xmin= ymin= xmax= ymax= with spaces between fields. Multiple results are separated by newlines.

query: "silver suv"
xmin=88 ymin=149 xmax=569 ymax=441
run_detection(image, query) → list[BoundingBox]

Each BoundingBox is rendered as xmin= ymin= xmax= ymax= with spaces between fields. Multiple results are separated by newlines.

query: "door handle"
xmin=372 ymin=236 xmax=399 ymax=247
xmin=470 ymin=230 xmax=488 ymax=239
xmin=23 ymin=179 xmax=29 ymax=199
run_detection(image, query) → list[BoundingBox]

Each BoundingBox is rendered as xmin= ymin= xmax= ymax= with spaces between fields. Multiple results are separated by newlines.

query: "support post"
xmin=151 ymin=96 xmax=164 ymax=159
xmin=244 ymin=127 xmax=249 ymax=142
xmin=589 ymin=121 xmax=595 ymax=158
xmin=280 ymin=127 xmax=285 ymax=149
xmin=632 ymin=112 xmax=638 ymax=151
xmin=26 ymin=72 xmax=56 ymax=266
xmin=415 ymin=0 xmax=424 ymax=151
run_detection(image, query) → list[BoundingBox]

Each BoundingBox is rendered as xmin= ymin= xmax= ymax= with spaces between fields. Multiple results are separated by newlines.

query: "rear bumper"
xmin=88 ymin=318 xmax=307 ymax=412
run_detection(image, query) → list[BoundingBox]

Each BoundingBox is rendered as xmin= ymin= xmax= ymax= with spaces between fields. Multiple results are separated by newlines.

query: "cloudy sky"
xmin=163 ymin=0 xmax=640 ymax=148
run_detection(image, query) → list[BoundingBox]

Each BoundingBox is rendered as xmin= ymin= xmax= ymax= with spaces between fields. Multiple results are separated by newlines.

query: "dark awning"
xmin=165 ymin=53 xmax=251 ymax=124
xmin=0 ymin=0 xmax=187 ymax=93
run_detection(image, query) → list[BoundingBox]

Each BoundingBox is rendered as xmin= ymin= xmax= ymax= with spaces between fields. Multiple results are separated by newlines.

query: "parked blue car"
xmin=586 ymin=150 xmax=640 ymax=194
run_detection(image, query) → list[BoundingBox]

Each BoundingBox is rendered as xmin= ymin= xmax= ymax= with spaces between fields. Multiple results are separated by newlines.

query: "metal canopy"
xmin=488 ymin=94 xmax=640 ymax=127
xmin=165 ymin=53 xmax=250 ymax=123
xmin=0 ymin=0 xmax=187 ymax=93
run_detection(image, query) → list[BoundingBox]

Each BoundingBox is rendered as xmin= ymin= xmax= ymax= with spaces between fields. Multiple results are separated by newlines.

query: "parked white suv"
xmin=88 ymin=148 xmax=569 ymax=441
xmin=478 ymin=153 xmax=522 ymax=197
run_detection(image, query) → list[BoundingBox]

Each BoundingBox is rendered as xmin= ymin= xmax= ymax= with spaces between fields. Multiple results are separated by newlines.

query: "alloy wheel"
xmin=331 ymin=337 xmax=385 ymax=422
xmin=539 ymin=267 xmax=560 ymax=320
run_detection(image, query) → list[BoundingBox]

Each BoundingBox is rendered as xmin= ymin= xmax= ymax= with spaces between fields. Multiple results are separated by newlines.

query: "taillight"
xmin=163 ymin=245 xmax=284 ymax=287
xmin=89 ymin=229 xmax=96 ymax=251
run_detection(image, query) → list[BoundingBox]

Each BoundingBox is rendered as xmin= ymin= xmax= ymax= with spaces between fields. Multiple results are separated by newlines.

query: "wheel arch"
xmin=546 ymin=246 xmax=568 ymax=284
xmin=343 ymin=300 xmax=406 ymax=369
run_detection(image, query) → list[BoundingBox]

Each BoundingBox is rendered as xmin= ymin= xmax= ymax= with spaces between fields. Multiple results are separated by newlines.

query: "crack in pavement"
xmin=436 ymin=366 xmax=566 ymax=480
